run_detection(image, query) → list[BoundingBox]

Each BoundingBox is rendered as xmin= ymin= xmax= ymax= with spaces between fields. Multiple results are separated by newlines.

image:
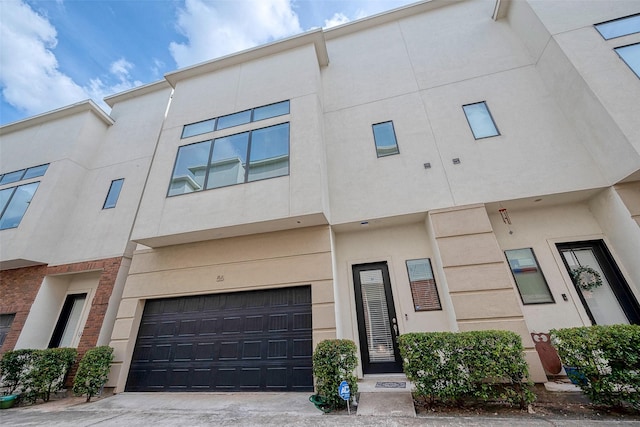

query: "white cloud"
xmin=169 ymin=0 xmax=303 ymax=68
xmin=0 ymin=1 xmax=86 ymax=116
xmin=323 ymin=12 xmax=350 ymax=29
xmin=87 ymin=58 xmax=143 ymax=106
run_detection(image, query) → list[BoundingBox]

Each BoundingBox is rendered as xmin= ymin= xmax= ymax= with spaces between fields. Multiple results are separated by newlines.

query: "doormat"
xmin=375 ymin=381 xmax=406 ymax=389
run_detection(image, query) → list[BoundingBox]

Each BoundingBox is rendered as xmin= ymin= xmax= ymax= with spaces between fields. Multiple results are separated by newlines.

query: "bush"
xmin=21 ymin=348 xmax=77 ymax=403
xmin=0 ymin=349 xmax=37 ymax=395
xmin=73 ymin=346 xmax=114 ymax=402
xmin=398 ymin=330 xmax=535 ymax=408
xmin=551 ymin=324 xmax=640 ymax=408
xmin=312 ymin=339 xmax=358 ymax=411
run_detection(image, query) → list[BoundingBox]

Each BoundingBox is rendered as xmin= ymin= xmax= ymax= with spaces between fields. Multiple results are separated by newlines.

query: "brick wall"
xmin=0 ymin=257 xmax=123 ymax=384
xmin=0 ymin=265 xmax=47 ymax=354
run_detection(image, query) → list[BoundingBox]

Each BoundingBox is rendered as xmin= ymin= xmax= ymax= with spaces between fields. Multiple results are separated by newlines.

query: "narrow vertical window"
xmin=463 ymin=101 xmax=500 ymax=139
xmin=372 ymin=121 xmax=399 ymax=157
xmin=505 ymin=248 xmax=554 ymax=304
xmin=406 ymin=259 xmax=441 ymax=311
xmin=0 ymin=313 xmax=16 ymax=347
xmin=48 ymin=293 xmax=87 ymax=348
xmin=103 ymin=178 xmax=124 ymax=209
xmin=615 ymin=43 xmax=640 ymax=78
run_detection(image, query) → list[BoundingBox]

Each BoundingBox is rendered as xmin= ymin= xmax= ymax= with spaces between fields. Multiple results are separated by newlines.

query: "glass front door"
xmin=557 ymin=241 xmax=640 ymax=325
xmin=352 ymin=262 xmax=403 ymax=374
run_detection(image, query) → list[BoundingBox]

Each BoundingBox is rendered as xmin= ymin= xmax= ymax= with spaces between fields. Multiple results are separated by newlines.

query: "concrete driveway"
xmin=1 ymin=392 xmax=637 ymax=426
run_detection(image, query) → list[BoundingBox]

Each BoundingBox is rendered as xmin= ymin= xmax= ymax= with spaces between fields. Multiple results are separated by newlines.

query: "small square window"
xmin=595 ymin=14 xmax=640 ymax=40
xmin=372 ymin=121 xmax=399 ymax=157
xmin=406 ymin=258 xmax=441 ymax=311
xmin=505 ymin=248 xmax=554 ymax=305
xmin=463 ymin=102 xmax=500 ymax=139
xmin=615 ymin=43 xmax=640 ymax=78
xmin=103 ymin=178 xmax=124 ymax=209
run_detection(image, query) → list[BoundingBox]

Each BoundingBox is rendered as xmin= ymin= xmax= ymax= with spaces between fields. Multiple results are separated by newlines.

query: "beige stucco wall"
xmin=108 ymin=226 xmax=334 ymax=391
xmin=132 ymin=45 xmax=328 ymax=246
xmin=488 ymin=197 xmax=640 ymax=332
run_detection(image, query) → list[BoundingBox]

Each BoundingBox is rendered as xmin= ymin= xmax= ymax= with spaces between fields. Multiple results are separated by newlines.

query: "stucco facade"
xmin=2 ymin=0 xmax=639 ymax=392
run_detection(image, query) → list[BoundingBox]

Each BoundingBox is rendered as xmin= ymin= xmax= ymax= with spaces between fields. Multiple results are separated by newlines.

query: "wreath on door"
xmin=571 ymin=266 xmax=603 ymax=291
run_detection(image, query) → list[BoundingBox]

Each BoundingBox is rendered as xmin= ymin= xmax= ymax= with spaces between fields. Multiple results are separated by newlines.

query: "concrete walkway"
xmin=1 ymin=391 xmax=638 ymax=426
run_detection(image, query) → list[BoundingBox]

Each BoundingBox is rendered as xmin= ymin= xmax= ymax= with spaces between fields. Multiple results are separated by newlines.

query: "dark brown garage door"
xmin=125 ymin=286 xmax=313 ymax=392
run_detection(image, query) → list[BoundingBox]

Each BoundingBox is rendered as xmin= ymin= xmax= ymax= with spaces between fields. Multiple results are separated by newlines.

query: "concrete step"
xmin=356 ymin=392 xmax=416 ymax=417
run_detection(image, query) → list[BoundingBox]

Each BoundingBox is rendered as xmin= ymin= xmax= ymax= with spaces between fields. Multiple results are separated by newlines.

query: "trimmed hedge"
xmin=0 ymin=348 xmax=77 ymax=403
xmin=551 ymin=324 xmax=640 ymax=408
xmin=312 ymin=339 xmax=358 ymax=411
xmin=398 ymin=330 xmax=534 ymax=408
xmin=73 ymin=346 xmax=114 ymax=402
xmin=0 ymin=349 xmax=37 ymax=395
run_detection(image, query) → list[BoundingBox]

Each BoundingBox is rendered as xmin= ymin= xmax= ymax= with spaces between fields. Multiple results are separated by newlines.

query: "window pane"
xmin=505 ymin=248 xmax=554 ymax=304
xmin=22 ymin=164 xmax=49 ymax=179
xmin=57 ymin=295 xmax=86 ymax=348
xmin=0 ymin=313 xmax=15 ymax=347
xmin=103 ymin=178 xmax=124 ymax=209
xmin=207 ymin=132 xmax=249 ymax=189
xmin=182 ymin=118 xmax=216 ymax=138
xmin=595 ymin=14 xmax=640 ymax=40
xmin=372 ymin=121 xmax=399 ymax=157
xmin=463 ymin=102 xmax=499 ymax=139
xmin=253 ymin=101 xmax=290 ymax=121
xmin=168 ymin=141 xmax=212 ymax=196
xmin=406 ymin=259 xmax=441 ymax=311
xmin=0 ymin=182 xmax=39 ymax=230
xmin=247 ymin=123 xmax=289 ymax=182
xmin=616 ymin=43 xmax=640 ymax=78
xmin=0 ymin=170 xmax=25 ymax=185
xmin=0 ymin=187 xmax=15 ymax=215
xmin=217 ymin=110 xmax=252 ymax=130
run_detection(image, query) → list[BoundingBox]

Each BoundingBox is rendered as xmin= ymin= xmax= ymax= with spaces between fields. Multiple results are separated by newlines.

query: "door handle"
xmin=392 ymin=317 xmax=398 ymax=336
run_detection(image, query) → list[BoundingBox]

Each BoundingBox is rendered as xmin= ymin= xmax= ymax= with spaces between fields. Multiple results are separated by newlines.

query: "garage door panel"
xmin=126 ymin=286 xmax=313 ymax=392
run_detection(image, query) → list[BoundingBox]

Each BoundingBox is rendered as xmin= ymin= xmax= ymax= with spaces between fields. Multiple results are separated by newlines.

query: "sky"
xmin=0 ymin=0 xmax=417 ymax=126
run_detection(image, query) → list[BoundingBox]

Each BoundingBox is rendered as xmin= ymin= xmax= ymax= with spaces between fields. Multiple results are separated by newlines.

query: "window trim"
xmin=505 ymin=248 xmax=555 ymax=305
xmin=103 ymin=178 xmax=125 ymax=209
xmin=48 ymin=293 xmax=88 ymax=348
xmin=594 ymin=13 xmax=640 ymax=40
xmin=462 ymin=101 xmax=500 ymax=140
xmin=372 ymin=121 xmax=400 ymax=158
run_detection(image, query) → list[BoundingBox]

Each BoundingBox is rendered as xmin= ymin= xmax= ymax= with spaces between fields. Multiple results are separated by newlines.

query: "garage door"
xmin=125 ymin=286 xmax=313 ymax=392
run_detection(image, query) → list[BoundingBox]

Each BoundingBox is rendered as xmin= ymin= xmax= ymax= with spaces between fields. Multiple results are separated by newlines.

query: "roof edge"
xmin=104 ymin=79 xmax=173 ymax=107
xmin=165 ymin=29 xmax=328 ymax=88
xmin=0 ymin=100 xmax=113 ymax=135
xmin=323 ymin=0 xmax=468 ymax=40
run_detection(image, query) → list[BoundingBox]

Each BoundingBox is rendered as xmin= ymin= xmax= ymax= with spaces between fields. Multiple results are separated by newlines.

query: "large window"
xmin=181 ymin=100 xmax=290 ymax=139
xmin=0 ymin=182 xmax=40 ymax=230
xmin=615 ymin=43 xmax=640 ymax=78
xmin=462 ymin=101 xmax=500 ymax=139
xmin=0 ymin=164 xmax=48 ymax=185
xmin=406 ymin=258 xmax=441 ymax=311
xmin=505 ymin=248 xmax=554 ymax=305
xmin=169 ymin=122 xmax=290 ymax=196
xmin=372 ymin=121 xmax=399 ymax=157
xmin=595 ymin=14 xmax=640 ymax=40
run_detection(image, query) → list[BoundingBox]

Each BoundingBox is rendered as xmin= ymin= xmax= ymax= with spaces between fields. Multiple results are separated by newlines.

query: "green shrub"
xmin=22 ymin=348 xmax=77 ymax=403
xmin=73 ymin=346 xmax=114 ymax=402
xmin=398 ymin=330 xmax=534 ymax=408
xmin=312 ymin=339 xmax=358 ymax=411
xmin=551 ymin=324 xmax=640 ymax=408
xmin=0 ymin=349 xmax=37 ymax=395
